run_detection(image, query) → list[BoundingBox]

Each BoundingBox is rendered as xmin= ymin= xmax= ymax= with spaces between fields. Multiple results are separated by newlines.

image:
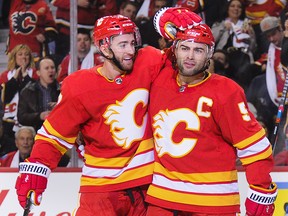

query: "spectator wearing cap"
xmin=273 ymin=16 xmax=288 ymax=166
xmin=244 ymin=0 xmax=286 ymax=60
xmin=246 ymin=16 xmax=285 ymax=154
xmin=260 ymin=16 xmax=285 ymax=108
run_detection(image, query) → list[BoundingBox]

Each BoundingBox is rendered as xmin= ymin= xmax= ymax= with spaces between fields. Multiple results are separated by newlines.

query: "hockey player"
xmin=145 ymin=20 xmax=277 ymax=215
xmin=14 ymin=8 xmax=202 ymax=216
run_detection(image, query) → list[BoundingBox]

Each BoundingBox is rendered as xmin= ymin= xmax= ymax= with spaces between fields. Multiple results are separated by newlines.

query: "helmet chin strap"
xmin=100 ymin=48 xmax=126 ymax=72
xmin=100 ymin=47 xmax=138 ymax=75
xmin=199 ymin=59 xmax=210 ymax=74
xmin=108 ymin=48 xmax=127 ymax=72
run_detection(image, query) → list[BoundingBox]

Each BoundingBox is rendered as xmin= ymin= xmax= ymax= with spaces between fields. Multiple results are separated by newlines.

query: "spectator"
xmin=14 ymin=9 xmax=202 ymax=214
xmin=244 ymin=0 xmax=286 ymax=59
xmin=273 ymin=16 xmax=288 ymax=166
xmin=137 ymin=0 xmax=171 ymax=48
xmin=52 ymin=0 xmax=118 ymax=62
xmin=0 ymin=44 xmax=38 ymax=157
xmin=5 ymin=0 xmax=57 ymax=60
xmin=17 ymin=56 xmax=60 ymax=132
xmin=136 ymin=0 xmax=173 ymax=22
xmin=211 ymin=0 xmax=256 ymax=62
xmin=211 ymin=49 xmax=230 ymax=77
xmin=135 ymin=0 xmax=152 ymax=22
xmin=119 ymin=1 xmax=140 ymax=21
xmin=0 ymin=125 xmax=70 ymax=167
xmin=174 ymin=0 xmax=228 ymax=27
xmin=246 ymin=16 xmax=285 ymax=153
xmin=0 ymin=126 xmax=35 ymax=167
xmin=146 ymin=23 xmax=276 ymax=216
xmin=211 ymin=0 xmax=257 ymax=90
xmin=117 ymin=0 xmax=144 ymax=10
xmin=57 ymin=28 xmax=104 ymax=83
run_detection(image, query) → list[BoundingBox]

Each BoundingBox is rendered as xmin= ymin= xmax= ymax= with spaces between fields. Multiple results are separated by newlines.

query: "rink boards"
xmin=0 ymin=168 xmax=287 ymax=216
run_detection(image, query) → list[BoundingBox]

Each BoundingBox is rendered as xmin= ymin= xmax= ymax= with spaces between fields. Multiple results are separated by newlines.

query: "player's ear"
xmin=100 ymin=44 xmax=112 ymax=58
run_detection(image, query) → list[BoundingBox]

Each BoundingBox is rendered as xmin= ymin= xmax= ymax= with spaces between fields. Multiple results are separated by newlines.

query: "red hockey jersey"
xmin=57 ymin=53 xmax=104 ymax=83
xmin=7 ymin=0 xmax=57 ymax=57
xmin=245 ymin=0 xmax=286 ymax=25
xmin=146 ymin=69 xmax=273 ymax=213
xmin=51 ymin=0 xmax=118 ymax=35
xmin=31 ymin=46 xmax=166 ymax=192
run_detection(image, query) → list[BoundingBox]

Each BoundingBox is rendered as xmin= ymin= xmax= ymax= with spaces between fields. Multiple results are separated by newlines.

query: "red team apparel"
xmin=245 ymin=0 xmax=286 ymax=25
xmin=147 ymin=69 xmax=273 ymax=213
xmin=31 ymin=46 xmax=164 ymax=192
xmin=7 ymin=0 xmax=57 ymax=57
xmin=51 ymin=0 xmax=118 ymax=35
xmin=57 ymin=53 xmax=104 ymax=83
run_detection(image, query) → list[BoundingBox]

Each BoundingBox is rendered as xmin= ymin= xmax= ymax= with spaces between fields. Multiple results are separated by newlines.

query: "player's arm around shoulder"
xmin=136 ymin=46 xmax=166 ymax=80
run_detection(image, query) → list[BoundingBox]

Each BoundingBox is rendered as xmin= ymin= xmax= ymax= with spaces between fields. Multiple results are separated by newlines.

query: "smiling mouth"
xmin=123 ymin=58 xmax=133 ymax=63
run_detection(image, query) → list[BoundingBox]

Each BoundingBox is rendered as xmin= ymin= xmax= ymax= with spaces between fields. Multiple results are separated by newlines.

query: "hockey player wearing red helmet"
xmin=146 ymin=21 xmax=277 ymax=215
xmin=14 ymin=7 xmax=202 ymax=216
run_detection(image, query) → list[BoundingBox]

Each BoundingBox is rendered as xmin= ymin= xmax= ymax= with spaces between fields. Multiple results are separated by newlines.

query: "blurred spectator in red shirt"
xmin=57 ymin=28 xmax=104 ymax=83
xmin=51 ymin=0 xmax=118 ymax=62
xmin=5 ymin=0 xmax=57 ymax=60
xmin=244 ymin=0 xmax=286 ymax=59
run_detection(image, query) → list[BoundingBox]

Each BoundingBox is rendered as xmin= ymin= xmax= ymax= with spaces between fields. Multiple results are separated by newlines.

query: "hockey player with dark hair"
xmin=14 ymin=7 xmax=202 ymax=216
xmin=145 ymin=15 xmax=277 ymax=216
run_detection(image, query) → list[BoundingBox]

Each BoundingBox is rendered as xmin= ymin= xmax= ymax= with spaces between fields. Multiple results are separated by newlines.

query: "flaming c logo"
xmin=153 ymin=109 xmax=199 ymax=157
xmin=11 ymin=11 xmax=37 ymax=34
xmin=103 ymin=89 xmax=149 ymax=149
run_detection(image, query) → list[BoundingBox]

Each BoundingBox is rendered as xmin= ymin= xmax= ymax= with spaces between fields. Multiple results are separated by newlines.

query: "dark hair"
xmin=36 ymin=56 xmax=55 ymax=70
xmin=219 ymin=0 xmax=246 ymax=22
xmin=78 ymin=28 xmax=92 ymax=40
xmin=120 ymin=1 xmax=140 ymax=10
xmin=214 ymin=49 xmax=229 ymax=63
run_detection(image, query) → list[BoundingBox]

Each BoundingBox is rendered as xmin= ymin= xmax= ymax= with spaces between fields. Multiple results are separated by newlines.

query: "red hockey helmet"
xmin=93 ymin=15 xmax=141 ymax=49
xmin=174 ymin=24 xmax=215 ymax=55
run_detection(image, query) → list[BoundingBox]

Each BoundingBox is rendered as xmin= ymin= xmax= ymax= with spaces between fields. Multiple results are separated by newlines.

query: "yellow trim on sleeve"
xmin=240 ymin=147 xmax=272 ymax=165
xmin=43 ymin=120 xmax=77 ymax=143
xmin=35 ymin=134 xmax=68 ymax=154
xmin=234 ymin=128 xmax=266 ymax=149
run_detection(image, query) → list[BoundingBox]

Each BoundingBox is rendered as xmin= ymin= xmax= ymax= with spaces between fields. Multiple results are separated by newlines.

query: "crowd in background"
xmin=0 ymin=0 xmax=288 ymax=167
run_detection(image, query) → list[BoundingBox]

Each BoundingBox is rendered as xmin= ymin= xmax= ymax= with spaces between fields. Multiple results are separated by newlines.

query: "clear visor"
xmin=174 ymin=39 xmax=214 ymax=59
xmin=98 ymin=27 xmax=142 ymax=50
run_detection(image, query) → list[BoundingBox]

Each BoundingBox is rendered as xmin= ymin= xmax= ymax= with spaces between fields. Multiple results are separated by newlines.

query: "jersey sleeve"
xmin=43 ymin=3 xmax=57 ymax=34
xmin=215 ymin=83 xmax=273 ymax=188
xmin=138 ymin=46 xmax=166 ymax=83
